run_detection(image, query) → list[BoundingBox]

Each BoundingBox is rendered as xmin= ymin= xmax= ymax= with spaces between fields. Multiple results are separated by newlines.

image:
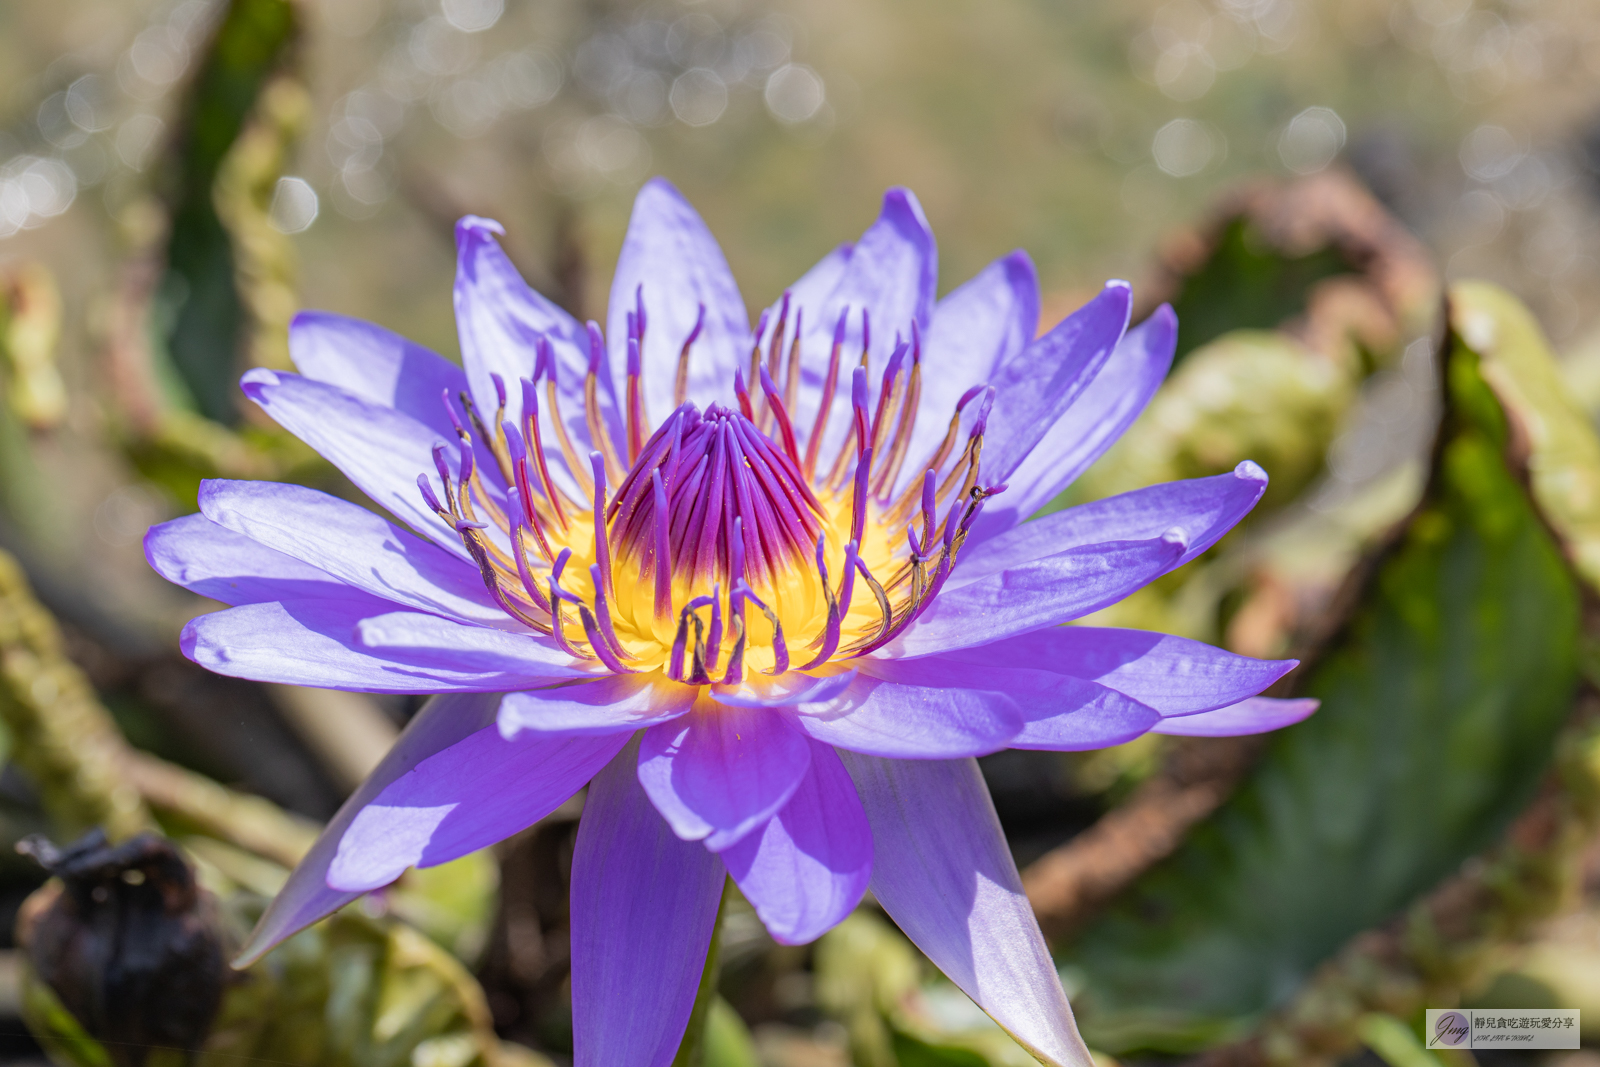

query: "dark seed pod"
xmin=16 ymin=830 xmax=226 ymax=1067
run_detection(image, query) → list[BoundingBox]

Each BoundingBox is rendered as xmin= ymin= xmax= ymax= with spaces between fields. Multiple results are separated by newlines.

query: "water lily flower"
xmin=146 ymin=179 xmax=1315 ymax=1067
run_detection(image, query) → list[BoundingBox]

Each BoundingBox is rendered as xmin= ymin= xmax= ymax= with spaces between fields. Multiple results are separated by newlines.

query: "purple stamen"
xmin=417 ymin=474 xmax=446 ymax=517
xmin=590 ymin=451 xmax=613 ymax=604
xmin=758 ymin=366 xmax=801 ymax=467
xmin=504 ymin=488 xmax=553 ymax=611
xmin=491 ymin=372 xmax=508 ymax=411
xmin=587 ymin=563 xmax=631 ymax=668
xmin=534 ymin=336 xmax=552 ymax=382
xmin=734 ymin=368 xmax=754 ymax=421
xmin=705 ymin=582 xmax=722 ymax=673
xmin=580 ymin=605 xmax=633 ymax=674
xmin=634 ymin=283 xmax=647 ymax=341
xmin=651 ymin=467 xmax=672 ymax=619
xmin=586 ymin=321 xmax=605 ymax=375
xmin=669 ymin=610 xmax=689 ymax=680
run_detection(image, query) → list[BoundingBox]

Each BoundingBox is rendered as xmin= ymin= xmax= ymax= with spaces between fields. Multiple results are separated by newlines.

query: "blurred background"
xmin=4 ymin=0 xmax=1600 ymax=1065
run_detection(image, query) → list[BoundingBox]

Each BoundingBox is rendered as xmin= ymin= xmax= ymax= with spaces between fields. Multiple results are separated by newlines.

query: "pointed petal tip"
xmin=454 ymin=215 xmax=506 ymax=243
xmin=239 ymin=366 xmax=280 ymax=391
xmin=1234 ymin=459 xmax=1269 ymax=484
xmin=639 ymin=174 xmax=687 ymax=201
xmin=177 ymin=618 xmax=200 ymax=661
xmin=880 ymin=186 xmax=932 ymax=230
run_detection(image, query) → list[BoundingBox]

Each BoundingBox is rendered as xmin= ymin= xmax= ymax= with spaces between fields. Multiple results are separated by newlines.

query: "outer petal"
xmin=1151 ymin=696 xmax=1320 ymax=736
xmin=240 ymin=368 xmax=469 ymax=556
xmin=571 ymin=736 xmax=726 ymax=1067
xmin=328 ymin=725 xmax=626 ymax=891
xmin=607 ymin=178 xmax=751 ymax=416
xmin=787 ymin=189 xmax=938 ymax=465
xmin=789 ymin=661 xmax=1023 ymax=759
xmin=723 ymin=739 xmax=872 ymax=946
xmin=453 ymin=216 xmax=613 ymax=498
xmin=976 ymin=305 xmax=1175 ymax=538
xmin=980 ymin=282 xmax=1132 ymax=484
xmin=288 ymin=310 xmax=467 ymax=431
xmin=145 ymin=513 xmax=356 ymax=606
xmin=840 ymin=754 xmax=1094 ymax=1067
xmin=886 ymin=533 xmax=1188 ymax=659
xmin=236 ymin=692 xmax=501 ymax=966
xmin=199 ymin=479 xmax=505 ymax=626
xmin=354 ymin=611 xmax=588 ymax=679
xmin=709 ymin=668 xmax=857 ymax=708
xmin=847 ymin=656 xmax=1157 ymax=753
xmin=952 ymin=463 xmax=1269 ymax=591
xmin=638 ymin=705 xmax=812 ymax=850
xmin=940 ymin=626 xmax=1297 ymax=716
xmin=497 ymin=674 xmax=699 ymax=737
xmin=894 ymin=251 xmax=1039 ymax=497
xmin=182 ymin=601 xmax=568 ymax=693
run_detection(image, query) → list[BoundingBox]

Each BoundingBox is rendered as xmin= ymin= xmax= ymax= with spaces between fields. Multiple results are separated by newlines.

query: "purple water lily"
xmin=146 ymin=179 xmax=1315 ymax=1067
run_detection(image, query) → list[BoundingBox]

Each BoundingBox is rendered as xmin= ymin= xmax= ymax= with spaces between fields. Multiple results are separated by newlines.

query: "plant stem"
xmin=671 ymin=880 xmax=729 ymax=1067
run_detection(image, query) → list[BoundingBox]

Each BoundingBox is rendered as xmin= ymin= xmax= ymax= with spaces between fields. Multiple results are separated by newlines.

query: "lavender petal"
xmin=723 ymin=739 xmax=872 ymax=945
xmin=235 ymin=691 xmax=501 ymax=966
xmin=328 ymin=725 xmax=626 ymax=890
xmin=1151 ymin=696 xmax=1320 ymax=736
xmin=607 ymin=178 xmax=751 ymax=416
xmin=975 ymin=305 xmax=1176 ymax=538
xmin=840 ymin=753 xmax=1095 ymax=1067
xmin=637 ymin=705 xmax=813 ymax=850
xmin=980 ymin=281 xmax=1132 ymax=484
xmin=571 ymin=736 xmax=726 ymax=1067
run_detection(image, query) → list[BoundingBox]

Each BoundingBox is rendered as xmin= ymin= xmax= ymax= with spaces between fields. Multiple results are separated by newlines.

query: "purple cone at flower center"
xmin=145 ymin=178 xmax=1319 ymax=1067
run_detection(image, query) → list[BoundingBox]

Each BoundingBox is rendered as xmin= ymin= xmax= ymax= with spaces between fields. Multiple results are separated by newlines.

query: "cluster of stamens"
xmin=417 ymin=286 xmax=1004 ymax=685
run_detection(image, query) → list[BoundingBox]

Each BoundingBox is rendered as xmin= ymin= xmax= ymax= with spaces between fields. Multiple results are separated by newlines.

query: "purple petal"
xmin=710 ymin=668 xmax=858 ymax=708
xmin=199 ymin=479 xmax=505 ymax=627
xmin=980 ymin=281 xmax=1132 ymax=484
xmin=328 ymin=725 xmax=625 ymax=891
xmin=786 ymin=189 xmax=938 ymax=465
xmin=240 ymin=369 xmax=471 ymax=557
xmin=571 ymin=736 xmax=726 ymax=1067
xmin=1152 ymin=696 xmax=1319 ymax=736
xmin=840 ymin=753 xmax=1095 ymax=1067
xmin=637 ymin=706 xmax=812 ymax=850
xmin=788 ymin=660 xmax=1023 ymax=758
xmin=145 ymin=513 xmax=357 ymax=606
xmin=886 ymin=533 xmax=1188 ymax=659
xmin=898 ymin=251 xmax=1039 ymax=498
xmin=1007 ymin=679 xmax=1160 ymax=751
xmin=288 ymin=310 xmax=468 ymax=433
xmin=235 ymin=692 xmax=501 ymax=966
xmin=940 ymin=626 xmax=1297 ymax=716
xmin=723 ymin=739 xmax=871 ymax=945
xmin=354 ymin=611 xmax=590 ymax=680
xmin=181 ymin=600 xmax=551 ymax=693
xmin=975 ymin=305 xmax=1175 ymax=539
xmin=453 ymin=216 xmax=615 ymax=497
xmin=953 ymin=463 xmax=1269 ymax=590
xmin=607 ymin=178 xmax=750 ymax=415
xmin=497 ymin=675 xmax=698 ymax=737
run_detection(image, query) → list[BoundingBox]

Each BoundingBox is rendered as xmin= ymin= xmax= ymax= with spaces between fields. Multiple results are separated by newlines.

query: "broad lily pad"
xmin=1063 ymin=284 xmax=1588 ymax=1054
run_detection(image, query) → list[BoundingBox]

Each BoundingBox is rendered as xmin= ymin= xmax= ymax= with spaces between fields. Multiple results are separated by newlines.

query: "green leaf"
xmin=1167 ymin=217 xmax=1352 ymax=363
xmin=156 ymin=0 xmax=298 ymax=423
xmin=1063 ymin=296 xmax=1583 ymax=1055
xmin=702 ymin=997 xmax=760 ymax=1067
